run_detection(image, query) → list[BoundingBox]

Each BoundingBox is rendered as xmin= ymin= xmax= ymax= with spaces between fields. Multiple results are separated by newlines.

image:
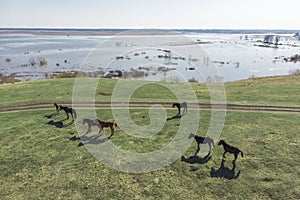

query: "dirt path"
xmin=1 ymin=102 xmax=300 ymax=113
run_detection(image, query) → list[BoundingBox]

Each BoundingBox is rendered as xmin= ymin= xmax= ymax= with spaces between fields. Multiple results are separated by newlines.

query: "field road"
xmin=1 ymin=102 xmax=300 ymax=113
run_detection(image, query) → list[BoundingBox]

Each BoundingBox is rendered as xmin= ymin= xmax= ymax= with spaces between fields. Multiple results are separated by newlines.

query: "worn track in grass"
xmin=1 ymin=102 xmax=300 ymax=113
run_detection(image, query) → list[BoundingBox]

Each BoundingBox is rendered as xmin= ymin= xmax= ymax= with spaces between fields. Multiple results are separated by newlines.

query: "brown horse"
xmin=83 ymin=118 xmax=118 ymax=139
xmin=97 ymin=119 xmax=118 ymax=139
xmin=218 ymin=140 xmax=243 ymax=163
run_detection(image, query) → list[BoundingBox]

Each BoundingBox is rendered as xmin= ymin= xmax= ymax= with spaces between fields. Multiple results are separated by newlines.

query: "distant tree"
xmin=294 ymin=33 xmax=300 ymax=40
xmin=275 ymin=36 xmax=280 ymax=45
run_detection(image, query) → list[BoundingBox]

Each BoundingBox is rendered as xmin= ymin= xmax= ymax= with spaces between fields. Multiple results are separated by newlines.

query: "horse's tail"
xmin=240 ymin=150 xmax=244 ymax=157
xmin=73 ymin=109 xmax=77 ymax=120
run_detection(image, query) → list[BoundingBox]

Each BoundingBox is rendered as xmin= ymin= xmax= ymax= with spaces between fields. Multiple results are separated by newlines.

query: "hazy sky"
xmin=0 ymin=0 xmax=299 ymax=29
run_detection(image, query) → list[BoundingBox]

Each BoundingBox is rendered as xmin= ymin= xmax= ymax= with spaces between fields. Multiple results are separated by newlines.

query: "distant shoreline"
xmin=0 ymin=29 xmax=126 ymax=36
xmin=0 ymin=28 xmax=299 ymax=36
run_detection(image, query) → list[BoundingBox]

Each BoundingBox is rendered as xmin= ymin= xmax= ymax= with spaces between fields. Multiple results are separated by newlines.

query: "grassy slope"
xmin=0 ymin=75 xmax=300 ymax=107
xmin=0 ymin=76 xmax=300 ymax=199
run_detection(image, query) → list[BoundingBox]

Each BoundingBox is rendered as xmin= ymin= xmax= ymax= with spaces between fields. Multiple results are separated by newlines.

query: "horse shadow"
xmin=46 ymin=120 xmax=73 ymax=128
xmin=44 ymin=112 xmax=58 ymax=119
xmin=210 ymin=159 xmax=241 ymax=179
xmin=70 ymin=134 xmax=108 ymax=147
xmin=44 ymin=111 xmax=74 ymax=122
xmin=181 ymin=152 xmax=212 ymax=165
xmin=167 ymin=114 xmax=182 ymax=121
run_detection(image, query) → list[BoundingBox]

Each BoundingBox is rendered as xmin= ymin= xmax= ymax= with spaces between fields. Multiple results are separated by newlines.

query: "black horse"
xmin=218 ymin=140 xmax=244 ymax=163
xmin=172 ymin=102 xmax=187 ymax=116
xmin=55 ymin=103 xmax=77 ymax=120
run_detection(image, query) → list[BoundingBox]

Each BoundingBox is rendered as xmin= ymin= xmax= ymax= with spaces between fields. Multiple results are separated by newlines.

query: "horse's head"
xmin=82 ymin=119 xmax=87 ymax=125
xmin=218 ymin=140 xmax=225 ymax=146
xmin=188 ymin=133 xmax=195 ymax=139
xmin=54 ymin=103 xmax=59 ymax=110
xmin=172 ymin=103 xmax=176 ymax=107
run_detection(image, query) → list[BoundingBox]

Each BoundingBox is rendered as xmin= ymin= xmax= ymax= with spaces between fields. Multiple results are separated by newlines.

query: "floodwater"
xmin=0 ymin=30 xmax=299 ymax=82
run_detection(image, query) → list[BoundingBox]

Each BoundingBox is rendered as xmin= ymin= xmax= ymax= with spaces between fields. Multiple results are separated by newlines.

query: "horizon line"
xmin=1 ymin=27 xmax=300 ymax=31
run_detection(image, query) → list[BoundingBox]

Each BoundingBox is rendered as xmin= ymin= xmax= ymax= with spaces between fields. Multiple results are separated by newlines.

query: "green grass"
xmin=0 ymin=109 xmax=299 ymax=199
xmin=1 ymin=75 xmax=300 ymax=199
xmin=1 ymin=75 xmax=300 ymax=107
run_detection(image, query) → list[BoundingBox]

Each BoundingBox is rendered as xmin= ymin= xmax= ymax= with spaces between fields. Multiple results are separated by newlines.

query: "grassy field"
xmin=0 ymin=76 xmax=300 ymax=199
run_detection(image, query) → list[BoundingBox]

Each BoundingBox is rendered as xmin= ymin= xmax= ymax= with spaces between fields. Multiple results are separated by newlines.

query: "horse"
xmin=189 ymin=133 xmax=214 ymax=155
xmin=172 ymin=102 xmax=187 ymax=116
xmin=218 ymin=140 xmax=244 ymax=163
xmin=97 ymin=119 xmax=118 ymax=139
xmin=83 ymin=118 xmax=100 ymax=134
xmin=58 ymin=104 xmax=77 ymax=120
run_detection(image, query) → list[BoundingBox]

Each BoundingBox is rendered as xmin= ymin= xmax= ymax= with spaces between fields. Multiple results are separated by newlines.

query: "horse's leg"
xmin=182 ymin=105 xmax=187 ymax=115
xmin=65 ymin=111 xmax=69 ymax=119
xmin=98 ymin=126 xmax=103 ymax=136
xmin=233 ymin=153 xmax=238 ymax=163
xmin=108 ymin=127 xmax=114 ymax=139
xmin=177 ymin=105 xmax=181 ymax=115
xmin=223 ymin=151 xmax=227 ymax=159
xmin=194 ymin=143 xmax=200 ymax=156
xmin=86 ymin=124 xmax=91 ymax=134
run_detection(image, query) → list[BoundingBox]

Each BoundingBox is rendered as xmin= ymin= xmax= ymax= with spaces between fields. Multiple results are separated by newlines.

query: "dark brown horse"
xmin=218 ymin=140 xmax=243 ymax=162
xmin=172 ymin=102 xmax=187 ymax=116
xmin=58 ymin=104 xmax=77 ymax=120
xmin=97 ymin=119 xmax=118 ymax=139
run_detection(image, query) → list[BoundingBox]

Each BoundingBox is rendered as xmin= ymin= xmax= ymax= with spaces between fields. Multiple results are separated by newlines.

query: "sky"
xmin=0 ymin=0 xmax=299 ymax=29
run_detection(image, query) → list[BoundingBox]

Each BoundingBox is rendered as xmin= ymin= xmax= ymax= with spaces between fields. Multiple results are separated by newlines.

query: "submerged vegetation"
xmin=0 ymin=73 xmax=21 ymax=84
xmin=289 ymin=68 xmax=300 ymax=75
xmin=285 ymin=54 xmax=300 ymax=63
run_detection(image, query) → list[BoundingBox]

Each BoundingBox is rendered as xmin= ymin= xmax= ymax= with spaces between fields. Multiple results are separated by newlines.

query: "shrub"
xmin=38 ymin=57 xmax=48 ymax=67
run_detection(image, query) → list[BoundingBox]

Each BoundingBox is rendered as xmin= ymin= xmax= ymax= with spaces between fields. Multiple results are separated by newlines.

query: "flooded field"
xmin=0 ymin=29 xmax=299 ymax=82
